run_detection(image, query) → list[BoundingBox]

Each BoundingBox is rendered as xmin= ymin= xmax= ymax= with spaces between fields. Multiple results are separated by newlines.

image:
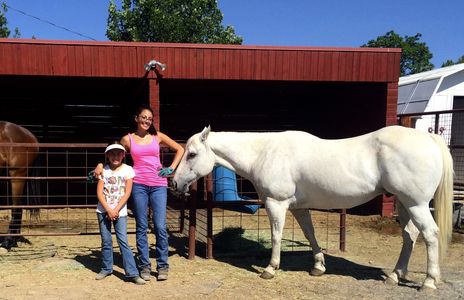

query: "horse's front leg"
xmin=291 ymin=208 xmax=326 ymax=276
xmin=261 ymin=198 xmax=288 ymax=279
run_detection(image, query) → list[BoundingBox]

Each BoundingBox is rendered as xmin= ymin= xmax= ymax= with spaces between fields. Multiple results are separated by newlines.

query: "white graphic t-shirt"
xmin=96 ymin=163 xmax=135 ymax=217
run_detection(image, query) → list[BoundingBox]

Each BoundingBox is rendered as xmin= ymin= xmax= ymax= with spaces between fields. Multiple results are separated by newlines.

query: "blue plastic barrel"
xmin=212 ymin=166 xmax=259 ymax=214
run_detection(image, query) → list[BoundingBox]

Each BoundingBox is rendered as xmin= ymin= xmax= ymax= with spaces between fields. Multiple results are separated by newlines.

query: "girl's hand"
xmin=106 ymin=208 xmax=119 ymax=220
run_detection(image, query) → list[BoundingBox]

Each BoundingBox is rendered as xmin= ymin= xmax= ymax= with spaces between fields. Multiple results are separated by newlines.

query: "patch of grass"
xmin=213 ymin=227 xmax=270 ymax=256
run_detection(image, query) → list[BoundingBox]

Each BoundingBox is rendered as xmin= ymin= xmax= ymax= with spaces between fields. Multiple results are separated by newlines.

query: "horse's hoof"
xmin=420 ymin=284 xmax=436 ymax=291
xmin=0 ymin=247 xmax=8 ymax=255
xmin=384 ymin=277 xmax=398 ymax=286
xmin=310 ymin=268 xmax=325 ymax=276
xmin=420 ymin=278 xmax=437 ymax=291
xmin=260 ymin=270 xmax=275 ymax=279
xmin=0 ymin=239 xmax=16 ymax=250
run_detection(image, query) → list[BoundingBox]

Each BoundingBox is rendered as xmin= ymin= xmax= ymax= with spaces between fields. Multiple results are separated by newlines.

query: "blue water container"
xmin=212 ymin=166 xmax=259 ymax=214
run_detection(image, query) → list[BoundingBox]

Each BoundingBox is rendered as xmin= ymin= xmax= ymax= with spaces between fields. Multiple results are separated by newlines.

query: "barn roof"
xmin=398 ymin=63 xmax=464 ymax=114
xmin=0 ymin=38 xmax=401 ymax=82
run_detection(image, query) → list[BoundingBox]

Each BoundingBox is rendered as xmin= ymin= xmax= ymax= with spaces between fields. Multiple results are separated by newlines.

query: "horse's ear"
xmin=200 ymin=125 xmax=211 ymax=142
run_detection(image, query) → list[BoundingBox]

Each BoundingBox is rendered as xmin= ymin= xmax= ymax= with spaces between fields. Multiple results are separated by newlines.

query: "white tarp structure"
xmin=398 ymin=63 xmax=464 ymax=182
xmin=398 ymin=63 xmax=464 ymax=137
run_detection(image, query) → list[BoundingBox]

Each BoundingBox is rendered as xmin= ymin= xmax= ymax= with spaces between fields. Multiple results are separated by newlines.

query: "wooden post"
xmin=339 ymin=209 xmax=346 ymax=252
xmin=148 ymin=79 xmax=161 ymax=130
xmin=206 ymin=173 xmax=214 ymax=259
xmin=188 ymin=181 xmax=197 ymax=260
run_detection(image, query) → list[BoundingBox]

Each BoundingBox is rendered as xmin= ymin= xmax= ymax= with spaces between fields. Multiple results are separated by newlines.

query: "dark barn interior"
xmin=0 ymin=76 xmax=388 ymax=143
xmin=0 ymin=75 xmax=147 ymax=142
xmin=160 ymin=79 xmax=388 ymax=141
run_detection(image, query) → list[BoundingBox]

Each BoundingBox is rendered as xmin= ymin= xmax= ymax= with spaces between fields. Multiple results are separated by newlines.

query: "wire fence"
xmin=0 ymin=143 xmax=184 ymax=237
xmin=0 ymin=143 xmax=346 ymax=258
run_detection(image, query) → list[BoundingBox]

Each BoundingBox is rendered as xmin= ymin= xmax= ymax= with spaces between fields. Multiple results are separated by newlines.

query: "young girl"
xmin=95 ymin=142 xmax=145 ymax=285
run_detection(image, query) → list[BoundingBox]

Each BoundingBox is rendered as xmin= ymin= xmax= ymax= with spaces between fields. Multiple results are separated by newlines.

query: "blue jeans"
xmin=97 ymin=213 xmax=139 ymax=278
xmin=131 ymin=183 xmax=169 ymax=270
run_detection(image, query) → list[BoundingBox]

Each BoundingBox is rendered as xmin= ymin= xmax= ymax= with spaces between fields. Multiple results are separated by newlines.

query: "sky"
xmin=3 ymin=0 xmax=464 ymax=68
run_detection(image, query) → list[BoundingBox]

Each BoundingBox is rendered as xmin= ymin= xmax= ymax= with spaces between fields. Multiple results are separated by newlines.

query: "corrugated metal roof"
xmin=399 ymin=63 xmax=464 ymax=85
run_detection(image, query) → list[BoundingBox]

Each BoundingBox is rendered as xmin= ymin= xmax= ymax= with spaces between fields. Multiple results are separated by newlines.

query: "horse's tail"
xmin=430 ymin=133 xmax=454 ymax=259
xmin=27 ymin=153 xmax=42 ymax=219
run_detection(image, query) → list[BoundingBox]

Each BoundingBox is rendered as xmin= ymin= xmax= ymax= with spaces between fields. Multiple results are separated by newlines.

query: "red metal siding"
xmin=0 ymin=39 xmax=400 ymax=83
xmin=386 ymin=82 xmax=400 ymax=126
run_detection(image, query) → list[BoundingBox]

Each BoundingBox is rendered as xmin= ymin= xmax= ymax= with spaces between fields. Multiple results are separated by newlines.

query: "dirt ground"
xmin=0 ymin=214 xmax=463 ymax=300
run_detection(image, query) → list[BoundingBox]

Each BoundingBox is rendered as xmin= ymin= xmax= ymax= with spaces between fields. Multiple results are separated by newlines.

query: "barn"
xmin=0 ymin=38 xmax=401 ymax=216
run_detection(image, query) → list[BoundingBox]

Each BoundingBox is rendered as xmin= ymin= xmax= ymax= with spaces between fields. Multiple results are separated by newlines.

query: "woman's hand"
xmin=87 ymin=163 xmax=104 ymax=183
xmin=158 ymin=167 xmax=173 ymax=177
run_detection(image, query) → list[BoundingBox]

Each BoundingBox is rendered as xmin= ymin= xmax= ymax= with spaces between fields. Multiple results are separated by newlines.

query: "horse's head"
xmin=173 ymin=126 xmax=216 ymax=194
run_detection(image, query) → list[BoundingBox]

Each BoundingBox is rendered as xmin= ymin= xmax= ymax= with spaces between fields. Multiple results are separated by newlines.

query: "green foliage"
xmin=441 ymin=55 xmax=464 ymax=67
xmin=362 ymin=30 xmax=434 ymax=76
xmin=12 ymin=26 xmax=20 ymax=38
xmin=106 ymin=0 xmax=242 ymax=44
xmin=0 ymin=2 xmax=11 ymax=38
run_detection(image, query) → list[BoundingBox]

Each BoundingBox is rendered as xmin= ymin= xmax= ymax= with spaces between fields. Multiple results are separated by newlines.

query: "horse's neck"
xmin=209 ymin=132 xmax=265 ymax=177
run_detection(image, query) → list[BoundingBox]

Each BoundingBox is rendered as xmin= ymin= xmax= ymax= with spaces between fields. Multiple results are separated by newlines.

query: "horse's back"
xmin=280 ymin=126 xmax=444 ymax=209
xmin=0 ymin=121 xmax=38 ymax=144
xmin=0 ymin=121 xmax=39 ymax=167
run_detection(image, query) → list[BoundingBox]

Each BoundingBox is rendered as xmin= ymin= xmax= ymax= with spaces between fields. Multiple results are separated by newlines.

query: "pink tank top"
xmin=128 ymin=133 xmax=167 ymax=187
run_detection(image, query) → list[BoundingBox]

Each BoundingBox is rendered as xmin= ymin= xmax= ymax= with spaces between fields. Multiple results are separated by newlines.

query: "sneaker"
xmin=140 ymin=268 xmax=151 ymax=281
xmin=95 ymin=271 xmax=111 ymax=280
xmin=130 ymin=276 xmax=146 ymax=285
xmin=157 ymin=268 xmax=169 ymax=281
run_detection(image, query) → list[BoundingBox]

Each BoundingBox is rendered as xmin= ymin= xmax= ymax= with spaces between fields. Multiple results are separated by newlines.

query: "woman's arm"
xmin=119 ymin=134 xmax=130 ymax=151
xmin=157 ymin=131 xmax=185 ymax=170
xmin=93 ymin=135 xmax=130 ymax=178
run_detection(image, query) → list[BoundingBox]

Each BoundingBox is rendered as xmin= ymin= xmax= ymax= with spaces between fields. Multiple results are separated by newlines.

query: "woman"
xmin=94 ymin=104 xmax=184 ymax=281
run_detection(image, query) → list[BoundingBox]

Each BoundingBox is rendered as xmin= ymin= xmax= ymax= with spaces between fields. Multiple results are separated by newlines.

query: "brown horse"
xmin=0 ymin=121 xmax=40 ymax=249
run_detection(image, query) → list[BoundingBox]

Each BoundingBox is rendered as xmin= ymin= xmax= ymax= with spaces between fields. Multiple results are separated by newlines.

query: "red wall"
xmin=0 ymin=39 xmax=400 ymax=82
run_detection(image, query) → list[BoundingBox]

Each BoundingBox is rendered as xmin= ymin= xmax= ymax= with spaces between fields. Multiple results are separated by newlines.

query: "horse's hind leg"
xmin=385 ymin=201 xmax=420 ymax=286
xmin=291 ymin=208 xmax=326 ymax=276
xmin=261 ymin=198 xmax=288 ymax=279
xmin=409 ymin=204 xmax=441 ymax=290
xmin=390 ymin=200 xmax=441 ymax=290
xmin=2 ymin=174 xmax=26 ymax=249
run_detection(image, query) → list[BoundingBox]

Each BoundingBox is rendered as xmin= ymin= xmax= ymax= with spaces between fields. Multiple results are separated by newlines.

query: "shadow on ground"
xmin=209 ymin=227 xmax=386 ymax=282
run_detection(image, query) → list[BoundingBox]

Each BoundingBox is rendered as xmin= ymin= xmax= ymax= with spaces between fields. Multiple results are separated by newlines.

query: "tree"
xmin=0 ymin=2 xmax=20 ymax=38
xmin=362 ymin=30 xmax=433 ymax=76
xmin=0 ymin=2 xmax=10 ymax=38
xmin=441 ymin=55 xmax=464 ymax=67
xmin=106 ymin=0 xmax=242 ymax=44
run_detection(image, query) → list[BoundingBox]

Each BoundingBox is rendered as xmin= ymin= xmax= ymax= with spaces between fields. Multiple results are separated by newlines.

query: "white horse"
xmin=172 ymin=125 xmax=453 ymax=290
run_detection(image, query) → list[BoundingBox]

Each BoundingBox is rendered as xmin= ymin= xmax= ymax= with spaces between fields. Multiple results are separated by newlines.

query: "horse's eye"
xmin=187 ymin=152 xmax=197 ymax=160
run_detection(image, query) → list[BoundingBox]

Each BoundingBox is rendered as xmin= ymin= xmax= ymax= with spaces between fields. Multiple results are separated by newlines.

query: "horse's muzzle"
xmin=170 ymin=180 xmax=190 ymax=197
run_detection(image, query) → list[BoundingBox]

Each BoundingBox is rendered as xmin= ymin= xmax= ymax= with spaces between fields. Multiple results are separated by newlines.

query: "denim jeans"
xmin=97 ymin=213 xmax=139 ymax=278
xmin=131 ymin=183 xmax=169 ymax=271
